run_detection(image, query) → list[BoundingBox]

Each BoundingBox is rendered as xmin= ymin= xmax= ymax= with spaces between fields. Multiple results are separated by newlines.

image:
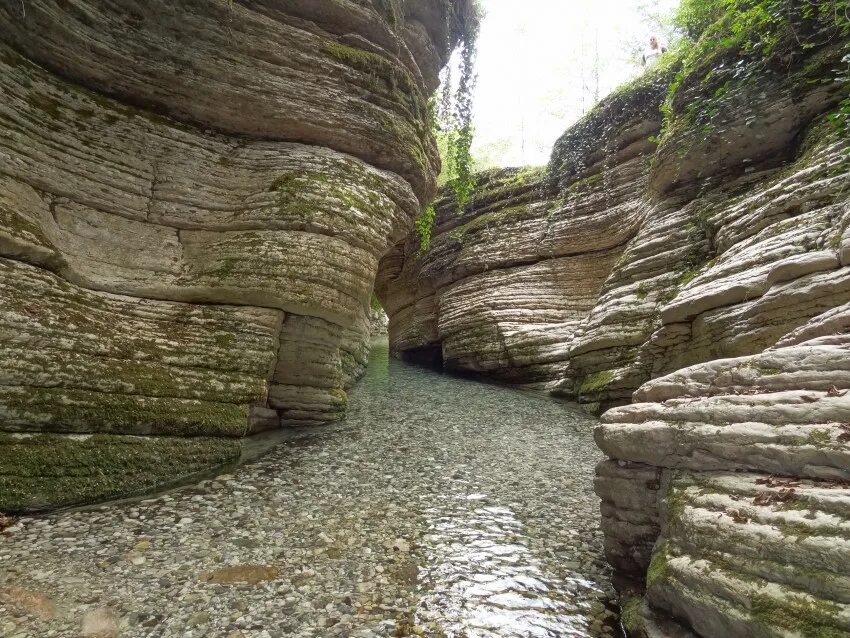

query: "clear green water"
xmin=0 ymin=339 xmax=617 ymax=637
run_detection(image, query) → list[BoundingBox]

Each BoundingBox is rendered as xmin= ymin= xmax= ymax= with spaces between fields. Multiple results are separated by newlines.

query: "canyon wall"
xmin=377 ymin=65 xmax=668 ymax=390
xmin=379 ymin=15 xmax=850 ymax=638
xmin=380 ymin=41 xmax=849 ymax=413
xmin=0 ymin=0 xmax=472 ymax=512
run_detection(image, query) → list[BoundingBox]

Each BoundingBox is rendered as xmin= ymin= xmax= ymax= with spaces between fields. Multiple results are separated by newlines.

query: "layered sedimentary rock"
xmin=381 ymin=37 xmax=849 ymax=412
xmin=596 ymin=306 xmax=850 ymax=637
xmin=376 ymin=63 xmax=666 ymax=384
xmin=0 ymin=0 xmax=472 ymax=511
xmin=379 ymin=13 xmax=850 ymax=638
xmin=590 ymin=29 xmax=850 ymax=635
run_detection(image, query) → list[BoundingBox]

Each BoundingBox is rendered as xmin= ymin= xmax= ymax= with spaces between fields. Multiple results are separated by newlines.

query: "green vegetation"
xmin=0 ymin=433 xmax=241 ymax=512
xmin=620 ymin=597 xmax=644 ymax=633
xmin=415 ymin=205 xmax=437 ymax=254
xmin=828 ymin=50 xmax=850 ymax=136
xmin=611 ymin=36 xmax=691 ymax=109
xmin=432 ymin=1 xmax=483 ymax=201
xmin=566 ymin=171 xmax=604 ymax=195
xmin=548 ymin=42 xmax=686 ymax=191
xmin=646 ymin=542 xmax=672 ymax=588
xmin=1 ymin=385 xmax=249 ymax=438
xmin=807 ymin=428 xmax=833 ymax=447
xmin=664 ymin=484 xmax=692 ymax=528
xmin=750 ymin=590 xmax=844 ymax=637
xmin=412 ymin=1 xmax=483 ymax=252
xmin=375 ymin=0 xmax=402 ymax=29
xmin=579 ymin=370 xmax=615 ymax=395
xmin=671 ymin=0 xmax=850 ymax=73
xmin=370 ymin=292 xmax=383 ymax=313
xmin=678 ymin=266 xmax=702 ymax=285
xmin=661 ymin=0 xmax=850 ymax=142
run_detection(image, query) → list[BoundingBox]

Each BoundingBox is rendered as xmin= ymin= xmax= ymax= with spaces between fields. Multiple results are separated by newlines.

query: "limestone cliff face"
xmin=379 ymin=22 xmax=850 ymax=638
xmin=597 ymin=306 xmax=850 ymax=637
xmin=377 ymin=65 xmax=670 ymax=391
xmin=380 ymin=41 xmax=849 ymax=411
xmin=0 ymin=0 xmax=471 ymax=511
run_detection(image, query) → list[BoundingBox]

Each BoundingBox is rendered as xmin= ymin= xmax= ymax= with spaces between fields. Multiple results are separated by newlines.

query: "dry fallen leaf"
xmin=0 ymin=513 xmax=17 ymax=531
xmin=729 ymin=509 xmax=749 ymax=524
xmin=199 ymin=564 xmax=280 ymax=585
xmin=753 ymin=487 xmax=796 ymax=506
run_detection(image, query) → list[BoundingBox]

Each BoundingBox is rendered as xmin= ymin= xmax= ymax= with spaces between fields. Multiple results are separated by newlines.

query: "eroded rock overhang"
xmin=0 ymin=0 xmax=476 ymax=511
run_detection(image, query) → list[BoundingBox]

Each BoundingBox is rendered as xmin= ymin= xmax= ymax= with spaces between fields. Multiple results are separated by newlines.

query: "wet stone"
xmin=0 ymin=340 xmax=615 ymax=637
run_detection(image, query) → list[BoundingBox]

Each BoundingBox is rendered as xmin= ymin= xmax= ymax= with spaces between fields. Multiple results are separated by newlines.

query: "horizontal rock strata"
xmin=379 ymin=12 xmax=850 ymax=638
xmin=381 ymin=38 xmax=850 ymax=413
xmin=596 ymin=306 xmax=850 ymax=637
xmin=377 ymin=62 xmax=664 ymax=385
xmin=0 ymin=0 xmax=472 ymax=511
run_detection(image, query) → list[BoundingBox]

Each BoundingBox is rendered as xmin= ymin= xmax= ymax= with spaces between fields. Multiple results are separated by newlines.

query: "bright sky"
xmin=469 ymin=0 xmax=680 ymax=168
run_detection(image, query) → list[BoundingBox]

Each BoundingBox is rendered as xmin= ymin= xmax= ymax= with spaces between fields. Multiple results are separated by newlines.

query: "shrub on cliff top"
xmin=659 ymin=0 xmax=850 ymax=143
xmin=675 ymin=0 xmax=848 ymax=60
xmin=675 ymin=0 xmax=849 ymax=44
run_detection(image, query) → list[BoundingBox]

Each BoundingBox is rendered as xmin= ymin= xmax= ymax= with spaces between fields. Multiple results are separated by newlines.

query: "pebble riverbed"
xmin=0 ymin=340 xmax=618 ymax=638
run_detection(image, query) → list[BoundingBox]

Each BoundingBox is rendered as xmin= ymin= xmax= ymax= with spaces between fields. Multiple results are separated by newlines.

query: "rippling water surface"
xmin=0 ymin=340 xmax=617 ymax=638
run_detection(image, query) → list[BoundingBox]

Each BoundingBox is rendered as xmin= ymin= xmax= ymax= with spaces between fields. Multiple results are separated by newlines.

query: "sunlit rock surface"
xmin=0 ymin=0 xmax=473 ymax=511
xmin=379 ymin=21 xmax=850 ymax=638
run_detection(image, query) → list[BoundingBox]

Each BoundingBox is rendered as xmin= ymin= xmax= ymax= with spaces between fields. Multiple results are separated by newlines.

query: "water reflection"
xmin=357 ymin=339 xmax=617 ymax=637
xmin=1 ymin=338 xmax=617 ymax=638
xmin=417 ymin=493 xmax=607 ymax=637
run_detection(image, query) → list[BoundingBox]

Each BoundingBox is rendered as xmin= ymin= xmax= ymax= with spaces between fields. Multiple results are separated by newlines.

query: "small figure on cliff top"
xmin=642 ymin=35 xmax=667 ymax=67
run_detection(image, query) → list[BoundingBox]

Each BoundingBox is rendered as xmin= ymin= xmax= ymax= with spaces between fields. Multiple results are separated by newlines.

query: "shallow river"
xmin=0 ymin=340 xmax=618 ymax=638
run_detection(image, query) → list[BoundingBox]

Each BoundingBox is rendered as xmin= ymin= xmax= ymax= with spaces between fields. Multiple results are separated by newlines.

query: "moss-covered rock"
xmin=0 ymin=433 xmax=241 ymax=512
xmin=0 ymin=0 xmax=471 ymax=510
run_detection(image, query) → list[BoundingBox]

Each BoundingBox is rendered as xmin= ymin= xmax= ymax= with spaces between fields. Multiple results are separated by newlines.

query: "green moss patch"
xmin=750 ymin=590 xmax=844 ymax=638
xmin=0 ymin=433 xmax=241 ymax=512
xmin=646 ymin=542 xmax=672 ymax=589
xmin=0 ymin=386 xmax=249 ymax=438
xmin=620 ymin=596 xmax=644 ymax=634
xmin=579 ymin=370 xmax=616 ymax=395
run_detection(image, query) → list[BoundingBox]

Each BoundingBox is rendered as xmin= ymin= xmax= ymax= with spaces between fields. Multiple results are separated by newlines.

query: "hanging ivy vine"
xmin=415 ymin=0 xmax=482 ymax=254
xmin=444 ymin=1 xmax=481 ymax=209
xmin=830 ymin=53 xmax=850 ymax=137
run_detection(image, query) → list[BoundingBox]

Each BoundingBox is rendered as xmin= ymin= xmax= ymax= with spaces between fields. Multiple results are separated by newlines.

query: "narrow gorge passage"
xmin=0 ymin=341 xmax=616 ymax=638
